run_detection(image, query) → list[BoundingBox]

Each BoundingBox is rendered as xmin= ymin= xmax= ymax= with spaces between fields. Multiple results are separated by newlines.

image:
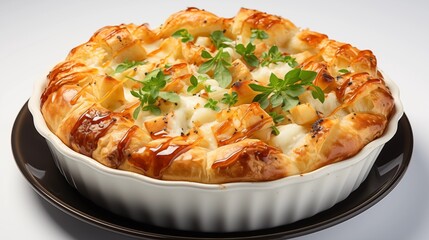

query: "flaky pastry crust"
xmin=40 ymin=8 xmax=394 ymax=183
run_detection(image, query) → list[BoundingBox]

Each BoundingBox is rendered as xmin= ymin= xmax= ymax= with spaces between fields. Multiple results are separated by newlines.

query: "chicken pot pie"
xmin=40 ymin=7 xmax=395 ymax=184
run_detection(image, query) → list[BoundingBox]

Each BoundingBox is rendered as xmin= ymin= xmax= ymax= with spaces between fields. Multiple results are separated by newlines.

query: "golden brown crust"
xmin=40 ymin=7 xmax=395 ymax=183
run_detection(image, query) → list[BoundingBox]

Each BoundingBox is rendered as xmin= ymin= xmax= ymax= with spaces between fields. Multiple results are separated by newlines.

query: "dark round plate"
xmin=12 ymin=102 xmax=413 ymax=239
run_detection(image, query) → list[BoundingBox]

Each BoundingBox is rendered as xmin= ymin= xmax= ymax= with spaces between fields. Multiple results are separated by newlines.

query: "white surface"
xmin=1 ymin=0 xmax=427 ymax=239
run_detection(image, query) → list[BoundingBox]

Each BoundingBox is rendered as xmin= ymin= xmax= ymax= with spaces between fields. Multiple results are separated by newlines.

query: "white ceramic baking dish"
xmin=28 ymin=72 xmax=403 ymax=232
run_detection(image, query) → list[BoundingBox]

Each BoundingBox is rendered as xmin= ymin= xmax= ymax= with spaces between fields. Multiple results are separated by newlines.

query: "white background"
xmin=1 ymin=0 xmax=428 ymax=239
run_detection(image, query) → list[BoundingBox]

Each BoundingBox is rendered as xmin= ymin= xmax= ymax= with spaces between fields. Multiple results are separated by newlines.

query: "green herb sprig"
xmin=115 ymin=60 xmax=147 ymax=74
xmin=204 ymin=85 xmax=213 ymax=93
xmin=249 ymin=68 xmax=324 ymax=111
xmin=210 ymin=30 xmax=233 ymax=49
xmin=187 ymin=75 xmax=199 ymax=93
xmin=130 ymin=69 xmax=179 ymax=118
xmin=268 ymin=111 xmax=285 ymax=124
xmin=271 ymin=125 xmax=280 ymax=136
xmin=198 ymin=49 xmax=232 ymax=88
xmin=204 ymin=98 xmax=220 ymax=111
xmin=260 ymin=46 xmax=298 ymax=68
xmin=235 ymin=29 xmax=268 ymax=67
xmin=338 ymin=68 xmax=350 ymax=74
xmin=172 ymin=29 xmax=194 ymax=43
xmin=187 ymin=75 xmax=210 ymax=93
xmin=250 ymin=29 xmax=269 ymax=42
xmin=221 ymin=91 xmax=238 ymax=107
xmin=269 ymin=110 xmax=286 ymax=136
xmin=235 ymin=42 xmax=259 ymax=67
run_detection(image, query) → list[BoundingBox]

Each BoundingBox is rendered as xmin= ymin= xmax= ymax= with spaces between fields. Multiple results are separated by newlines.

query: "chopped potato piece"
xmin=290 ymin=103 xmax=318 ymax=125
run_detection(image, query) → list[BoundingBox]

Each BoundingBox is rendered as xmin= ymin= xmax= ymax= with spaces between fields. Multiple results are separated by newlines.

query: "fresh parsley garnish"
xmin=338 ymin=68 xmax=350 ymax=74
xmin=210 ymin=30 xmax=233 ymax=49
xmin=187 ymin=75 xmax=199 ymax=93
xmin=271 ymin=125 xmax=280 ymax=136
xmin=130 ymin=69 xmax=179 ymax=118
xmin=158 ymin=91 xmax=180 ymax=102
xmin=249 ymin=68 xmax=325 ymax=111
xmin=250 ymin=29 xmax=269 ymax=42
xmin=204 ymin=98 xmax=220 ymax=111
xmin=260 ymin=46 xmax=298 ymax=68
xmin=172 ymin=29 xmax=194 ymax=43
xmin=198 ymin=49 xmax=232 ymax=88
xmin=115 ymin=60 xmax=147 ymax=74
xmin=268 ymin=111 xmax=285 ymax=124
xmin=204 ymin=85 xmax=213 ymax=93
xmin=221 ymin=91 xmax=238 ymax=107
xmin=235 ymin=42 xmax=259 ymax=67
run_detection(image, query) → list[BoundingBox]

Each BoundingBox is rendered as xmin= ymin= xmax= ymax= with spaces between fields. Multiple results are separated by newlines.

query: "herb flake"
xmin=250 ymin=29 xmax=269 ymax=42
xmin=204 ymin=98 xmax=220 ymax=111
xmin=115 ymin=60 xmax=146 ymax=74
xmin=172 ymin=29 xmax=194 ymax=43
xmin=260 ymin=46 xmax=298 ymax=68
xmin=221 ymin=91 xmax=238 ymax=107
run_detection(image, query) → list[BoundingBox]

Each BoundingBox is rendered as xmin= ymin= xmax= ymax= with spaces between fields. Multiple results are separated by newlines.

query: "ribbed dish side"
xmin=47 ymin=138 xmax=385 ymax=232
xmin=32 ymin=71 xmax=403 ymax=232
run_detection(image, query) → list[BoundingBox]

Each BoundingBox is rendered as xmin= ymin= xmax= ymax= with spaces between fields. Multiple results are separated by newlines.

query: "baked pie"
xmin=40 ymin=7 xmax=395 ymax=184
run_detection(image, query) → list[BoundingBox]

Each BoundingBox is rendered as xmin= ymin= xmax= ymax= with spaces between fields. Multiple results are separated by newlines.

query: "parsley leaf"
xmin=249 ymin=68 xmax=324 ymax=111
xmin=338 ymin=68 xmax=350 ymax=74
xmin=204 ymin=98 xmax=220 ymax=111
xmin=271 ymin=125 xmax=280 ymax=136
xmin=158 ymin=91 xmax=180 ymax=102
xmin=210 ymin=30 xmax=233 ymax=49
xmin=130 ymin=69 xmax=179 ymax=118
xmin=268 ymin=112 xmax=285 ymax=124
xmin=204 ymin=85 xmax=213 ymax=93
xmin=221 ymin=91 xmax=238 ymax=107
xmin=198 ymin=49 xmax=232 ymax=88
xmin=260 ymin=46 xmax=298 ymax=68
xmin=250 ymin=29 xmax=269 ymax=42
xmin=187 ymin=75 xmax=210 ymax=93
xmin=131 ymin=87 xmax=160 ymax=117
xmin=172 ymin=29 xmax=194 ymax=43
xmin=115 ymin=60 xmax=147 ymax=74
xmin=235 ymin=42 xmax=259 ymax=67
xmin=187 ymin=75 xmax=199 ymax=93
